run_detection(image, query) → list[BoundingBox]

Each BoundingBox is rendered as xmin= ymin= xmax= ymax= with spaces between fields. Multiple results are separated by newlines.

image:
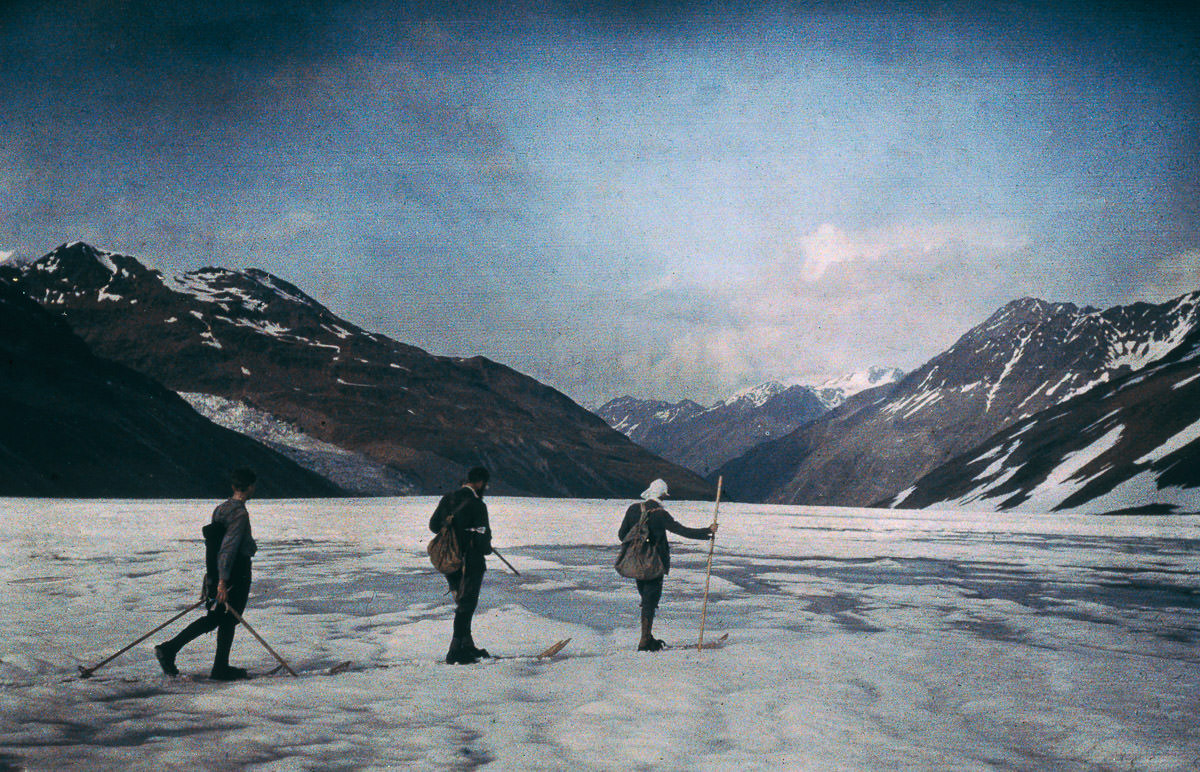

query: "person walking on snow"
xmin=618 ymin=478 xmax=716 ymax=651
xmin=430 ymin=466 xmax=494 ymax=664
xmin=154 ymin=468 xmax=259 ymax=680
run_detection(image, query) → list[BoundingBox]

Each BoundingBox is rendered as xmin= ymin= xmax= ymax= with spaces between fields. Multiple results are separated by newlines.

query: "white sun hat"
xmin=640 ymin=478 xmax=669 ymax=501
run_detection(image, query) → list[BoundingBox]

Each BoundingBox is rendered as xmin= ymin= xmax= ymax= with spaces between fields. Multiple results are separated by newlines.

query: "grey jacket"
xmin=212 ymin=498 xmax=257 ymax=582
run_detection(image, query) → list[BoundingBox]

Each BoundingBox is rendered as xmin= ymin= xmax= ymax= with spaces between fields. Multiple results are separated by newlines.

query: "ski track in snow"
xmin=2 ymin=498 xmax=1199 ymax=770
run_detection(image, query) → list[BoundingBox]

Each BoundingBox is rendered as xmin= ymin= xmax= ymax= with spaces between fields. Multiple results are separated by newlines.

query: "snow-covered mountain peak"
xmin=37 ymin=241 xmax=124 ymax=279
xmin=716 ymin=381 xmax=787 ymax=409
xmin=806 ymin=367 xmax=905 ymax=408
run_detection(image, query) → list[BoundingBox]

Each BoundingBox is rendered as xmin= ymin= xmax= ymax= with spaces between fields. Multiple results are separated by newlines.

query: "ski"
xmin=281 ymin=640 xmax=574 ymax=674
xmin=537 ymin=637 xmax=571 ymax=658
xmin=663 ymin=633 xmax=729 ymax=650
xmin=489 ymin=637 xmax=572 ymax=661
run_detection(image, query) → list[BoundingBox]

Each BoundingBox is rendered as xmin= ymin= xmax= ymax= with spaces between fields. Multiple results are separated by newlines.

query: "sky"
xmin=1 ymin=0 xmax=1198 ymax=405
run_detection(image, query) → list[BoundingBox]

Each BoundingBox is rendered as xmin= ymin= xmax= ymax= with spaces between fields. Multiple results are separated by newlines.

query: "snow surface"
xmin=2 ymin=498 xmax=1199 ymax=770
xmin=1135 ymin=418 xmax=1200 ymax=466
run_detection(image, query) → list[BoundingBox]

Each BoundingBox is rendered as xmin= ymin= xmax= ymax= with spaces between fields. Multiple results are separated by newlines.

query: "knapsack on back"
xmin=427 ymin=496 xmax=472 ymax=574
xmin=615 ymin=503 xmax=665 ymax=580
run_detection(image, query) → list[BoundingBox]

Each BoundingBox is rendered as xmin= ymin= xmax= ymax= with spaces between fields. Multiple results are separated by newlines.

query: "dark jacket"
xmin=618 ymin=500 xmax=711 ymax=575
xmin=429 ymin=486 xmax=492 ymax=572
xmin=213 ymin=498 xmax=257 ymax=583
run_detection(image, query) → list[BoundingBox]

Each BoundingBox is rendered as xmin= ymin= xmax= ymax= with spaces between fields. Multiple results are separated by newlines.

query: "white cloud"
xmin=0 ymin=250 xmax=13 ymax=263
xmin=795 ymin=221 xmax=1027 ymax=282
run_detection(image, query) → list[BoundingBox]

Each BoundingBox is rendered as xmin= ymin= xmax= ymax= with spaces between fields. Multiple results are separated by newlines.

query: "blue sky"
xmin=1 ymin=0 xmax=1197 ymax=404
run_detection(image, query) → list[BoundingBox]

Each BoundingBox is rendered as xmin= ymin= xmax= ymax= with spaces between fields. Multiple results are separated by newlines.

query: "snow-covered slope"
xmin=180 ymin=393 xmax=418 ymax=496
xmin=889 ymin=316 xmax=1200 ymax=513
xmin=719 ymin=292 xmax=1200 ymax=508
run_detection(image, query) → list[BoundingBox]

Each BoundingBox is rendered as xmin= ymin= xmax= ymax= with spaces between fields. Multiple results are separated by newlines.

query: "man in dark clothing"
xmin=155 ymin=468 xmax=259 ymax=680
xmin=429 ymin=466 xmax=493 ymax=664
xmin=618 ymin=478 xmax=716 ymax=651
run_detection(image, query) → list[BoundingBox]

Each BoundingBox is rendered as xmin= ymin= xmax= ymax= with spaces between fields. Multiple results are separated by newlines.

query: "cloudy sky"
xmin=1 ymin=1 xmax=1197 ymax=405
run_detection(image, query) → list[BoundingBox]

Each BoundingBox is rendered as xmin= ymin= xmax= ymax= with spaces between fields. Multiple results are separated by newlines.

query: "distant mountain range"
xmin=717 ymin=293 xmax=1200 ymax=513
xmin=595 ymin=369 xmax=903 ymax=476
xmin=6 ymin=240 xmax=1195 ymax=512
xmin=4 ymin=242 xmax=714 ymax=499
xmin=0 ymin=271 xmax=343 ymax=498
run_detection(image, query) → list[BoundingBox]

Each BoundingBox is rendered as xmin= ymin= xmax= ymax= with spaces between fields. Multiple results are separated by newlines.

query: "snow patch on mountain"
xmin=718 ymin=382 xmax=787 ymax=409
xmin=180 ymin=393 xmax=417 ymax=495
xmin=806 ymin=367 xmax=905 ymax=408
xmin=1135 ymin=418 xmax=1200 ymax=465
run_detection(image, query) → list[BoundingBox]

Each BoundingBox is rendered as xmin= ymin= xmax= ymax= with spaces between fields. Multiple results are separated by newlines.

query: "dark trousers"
xmin=636 ymin=577 xmax=663 ymax=612
xmin=446 ymin=568 xmax=484 ymax=639
xmin=162 ymin=572 xmax=251 ymax=668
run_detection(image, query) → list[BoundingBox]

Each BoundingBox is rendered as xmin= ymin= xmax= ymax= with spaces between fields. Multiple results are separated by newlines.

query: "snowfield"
xmin=2 ymin=498 xmax=1199 ymax=770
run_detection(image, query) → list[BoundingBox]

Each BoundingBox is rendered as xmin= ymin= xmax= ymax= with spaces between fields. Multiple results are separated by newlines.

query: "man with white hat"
xmin=617 ymin=478 xmax=717 ymax=651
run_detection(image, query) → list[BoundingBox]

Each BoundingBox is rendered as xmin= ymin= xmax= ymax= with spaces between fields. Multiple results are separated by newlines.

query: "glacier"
xmin=1 ymin=498 xmax=1198 ymax=770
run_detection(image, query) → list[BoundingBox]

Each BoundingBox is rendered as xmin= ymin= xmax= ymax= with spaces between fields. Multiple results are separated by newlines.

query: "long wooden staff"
xmin=490 ymin=547 xmax=522 ymax=576
xmin=77 ymin=600 xmax=205 ymax=678
xmin=223 ymin=603 xmax=298 ymax=677
xmin=698 ymin=475 xmax=722 ymax=650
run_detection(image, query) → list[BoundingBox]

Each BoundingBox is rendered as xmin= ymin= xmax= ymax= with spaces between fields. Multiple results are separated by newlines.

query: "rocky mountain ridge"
xmin=597 ymin=381 xmax=832 ymax=476
xmin=718 ymin=292 xmax=1200 ymax=511
xmin=9 ymin=242 xmax=715 ymax=498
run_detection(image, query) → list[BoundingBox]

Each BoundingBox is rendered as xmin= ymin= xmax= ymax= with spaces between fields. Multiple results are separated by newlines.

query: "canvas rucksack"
xmin=427 ymin=496 xmax=472 ymax=574
xmin=615 ymin=503 xmax=665 ymax=580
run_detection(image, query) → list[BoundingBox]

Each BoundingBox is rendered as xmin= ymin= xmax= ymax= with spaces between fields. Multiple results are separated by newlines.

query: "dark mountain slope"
xmin=0 ymin=273 xmax=344 ymax=498
xmin=12 ymin=243 xmax=713 ymax=498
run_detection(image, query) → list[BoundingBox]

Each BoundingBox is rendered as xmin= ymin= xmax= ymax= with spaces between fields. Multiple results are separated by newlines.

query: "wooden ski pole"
xmin=223 ymin=603 xmax=298 ymax=677
xmin=698 ymin=476 xmax=723 ymax=650
xmin=78 ymin=599 xmax=205 ymax=678
xmin=490 ymin=547 xmax=521 ymax=576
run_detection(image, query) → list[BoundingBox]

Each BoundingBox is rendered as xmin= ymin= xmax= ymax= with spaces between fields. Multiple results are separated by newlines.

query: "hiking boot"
xmin=154 ymin=644 xmax=179 ymax=676
xmin=637 ymin=638 xmax=665 ymax=652
xmin=210 ymin=665 xmax=250 ymax=681
xmin=446 ymin=638 xmax=480 ymax=665
xmin=464 ymin=636 xmax=491 ymax=659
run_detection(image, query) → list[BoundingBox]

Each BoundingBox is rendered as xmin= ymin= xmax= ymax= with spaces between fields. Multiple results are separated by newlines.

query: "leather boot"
xmin=446 ymin=637 xmax=480 ymax=665
xmin=637 ymin=611 xmax=664 ymax=651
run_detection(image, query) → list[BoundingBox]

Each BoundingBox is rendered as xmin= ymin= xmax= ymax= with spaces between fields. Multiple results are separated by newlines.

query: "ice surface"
xmin=1 ymin=498 xmax=1198 ymax=770
xmin=180 ymin=393 xmax=418 ymax=495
